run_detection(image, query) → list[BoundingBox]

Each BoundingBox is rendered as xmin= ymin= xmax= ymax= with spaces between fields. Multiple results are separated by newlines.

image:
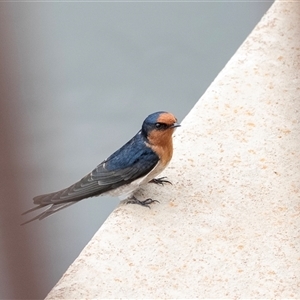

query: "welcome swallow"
xmin=22 ymin=111 xmax=180 ymax=224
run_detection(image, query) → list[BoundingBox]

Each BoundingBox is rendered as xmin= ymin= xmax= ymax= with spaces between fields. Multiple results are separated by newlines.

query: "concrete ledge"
xmin=46 ymin=1 xmax=300 ymax=298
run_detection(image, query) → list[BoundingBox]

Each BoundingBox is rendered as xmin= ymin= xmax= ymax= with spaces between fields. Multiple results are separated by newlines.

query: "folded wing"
xmin=22 ymin=133 xmax=158 ymax=223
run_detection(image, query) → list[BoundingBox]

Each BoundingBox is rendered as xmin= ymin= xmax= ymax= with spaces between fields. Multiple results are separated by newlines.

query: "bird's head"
xmin=141 ymin=111 xmax=180 ymax=141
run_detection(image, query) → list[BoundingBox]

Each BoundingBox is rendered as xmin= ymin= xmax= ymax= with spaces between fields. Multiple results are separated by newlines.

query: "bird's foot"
xmin=150 ymin=176 xmax=172 ymax=185
xmin=125 ymin=196 xmax=159 ymax=208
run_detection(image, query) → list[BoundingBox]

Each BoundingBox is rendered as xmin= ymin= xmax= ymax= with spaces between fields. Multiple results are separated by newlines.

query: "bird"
xmin=22 ymin=111 xmax=180 ymax=224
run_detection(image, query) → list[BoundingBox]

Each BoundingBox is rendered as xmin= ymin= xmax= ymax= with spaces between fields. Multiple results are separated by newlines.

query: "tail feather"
xmin=21 ymin=202 xmax=76 ymax=225
xmin=21 ymin=173 xmax=106 ymax=225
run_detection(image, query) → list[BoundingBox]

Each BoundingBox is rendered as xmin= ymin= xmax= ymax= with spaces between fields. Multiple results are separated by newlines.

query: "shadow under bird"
xmin=22 ymin=111 xmax=180 ymax=224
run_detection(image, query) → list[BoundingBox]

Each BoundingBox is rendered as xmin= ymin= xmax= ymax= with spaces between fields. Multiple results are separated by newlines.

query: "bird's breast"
xmin=146 ymin=131 xmax=174 ymax=165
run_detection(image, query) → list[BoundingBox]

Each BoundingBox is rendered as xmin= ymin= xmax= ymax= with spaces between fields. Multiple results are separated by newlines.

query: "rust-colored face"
xmin=156 ymin=112 xmax=178 ymax=126
xmin=146 ymin=112 xmax=180 ymax=164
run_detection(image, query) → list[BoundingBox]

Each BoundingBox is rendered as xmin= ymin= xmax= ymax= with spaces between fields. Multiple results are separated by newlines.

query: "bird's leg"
xmin=125 ymin=196 xmax=159 ymax=208
xmin=149 ymin=176 xmax=172 ymax=185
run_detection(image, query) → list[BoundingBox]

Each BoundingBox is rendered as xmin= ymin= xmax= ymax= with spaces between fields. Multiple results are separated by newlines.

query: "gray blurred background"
xmin=0 ymin=2 xmax=272 ymax=299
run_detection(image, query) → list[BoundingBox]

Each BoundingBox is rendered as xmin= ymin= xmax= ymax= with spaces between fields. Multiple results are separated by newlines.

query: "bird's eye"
xmin=155 ymin=122 xmax=168 ymax=130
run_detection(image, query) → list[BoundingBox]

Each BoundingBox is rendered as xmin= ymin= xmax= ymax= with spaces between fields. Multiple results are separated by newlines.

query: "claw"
xmin=150 ymin=176 xmax=172 ymax=185
xmin=125 ymin=196 xmax=159 ymax=208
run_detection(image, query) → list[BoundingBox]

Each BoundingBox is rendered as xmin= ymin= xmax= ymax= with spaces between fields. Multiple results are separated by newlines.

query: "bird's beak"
xmin=171 ymin=122 xmax=181 ymax=128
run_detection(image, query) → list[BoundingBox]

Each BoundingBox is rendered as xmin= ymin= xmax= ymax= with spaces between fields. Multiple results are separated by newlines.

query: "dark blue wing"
xmin=92 ymin=131 xmax=158 ymax=182
xmin=32 ymin=132 xmax=159 ymax=206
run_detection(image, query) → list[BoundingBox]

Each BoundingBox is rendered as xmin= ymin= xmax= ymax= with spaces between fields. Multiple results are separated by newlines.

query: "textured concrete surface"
xmin=46 ymin=1 xmax=300 ymax=298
